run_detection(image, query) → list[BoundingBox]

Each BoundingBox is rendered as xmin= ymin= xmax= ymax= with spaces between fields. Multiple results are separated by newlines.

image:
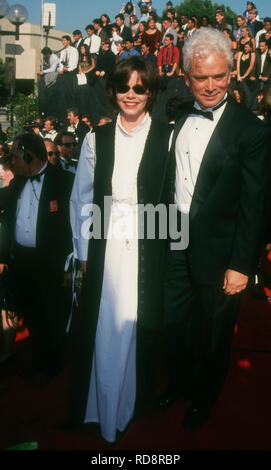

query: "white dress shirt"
xmin=260 ymin=51 xmax=268 ymax=75
xmin=84 ymin=35 xmax=101 ymax=54
xmin=43 ymin=53 xmax=60 ymax=73
xmin=59 ymin=157 xmax=77 ymax=174
xmin=59 ymin=46 xmax=79 ymax=72
xmin=15 ymin=163 xmax=47 ymax=248
xmin=162 ymin=27 xmax=177 ymax=45
xmin=175 ymin=96 xmax=227 ymax=214
xmin=43 ymin=129 xmax=58 ymax=141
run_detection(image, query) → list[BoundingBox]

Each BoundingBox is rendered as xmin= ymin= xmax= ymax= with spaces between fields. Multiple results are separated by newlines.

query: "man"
xmin=40 ymin=47 xmax=60 ymax=75
xmin=72 ymin=29 xmax=84 ymax=50
xmin=251 ymin=39 xmax=271 ymax=90
xmin=259 ymin=18 xmax=271 ymax=49
xmin=248 ymin=8 xmax=263 ymax=37
xmin=55 ymin=131 xmax=78 ymax=174
xmin=44 ymin=138 xmax=59 ymax=166
xmin=243 ymin=1 xmax=259 ymax=22
xmin=65 ymin=108 xmax=89 ymax=153
xmin=161 ymin=28 xmax=270 ymax=429
xmin=162 ymin=18 xmax=177 ymax=46
xmin=58 ymin=36 xmax=79 ymax=115
xmin=120 ymin=38 xmax=141 ymax=60
xmin=186 ymin=18 xmax=197 ymax=38
xmin=115 ymin=14 xmax=132 ymax=42
xmin=180 ymin=14 xmax=189 ymax=35
xmin=42 ymin=116 xmax=58 ymax=141
xmin=157 ymin=33 xmax=180 ymax=90
xmin=0 ymin=134 xmax=73 ymax=381
xmin=141 ymin=41 xmax=157 ymax=65
xmin=95 ymin=39 xmax=116 ymax=76
xmin=84 ymin=24 xmax=102 ymax=62
xmin=93 ymin=18 xmax=107 ymax=42
xmin=81 ymin=114 xmax=93 ymax=129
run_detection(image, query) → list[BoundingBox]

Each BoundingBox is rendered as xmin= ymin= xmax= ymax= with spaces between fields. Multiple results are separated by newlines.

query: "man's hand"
xmin=80 ymin=260 xmax=87 ymax=273
xmin=223 ymin=269 xmax=248 ymax=295
xmin=261 ymin=76 xmax=269 ymax=82
xmin=0 ymin=264 xmax=8 ymax=275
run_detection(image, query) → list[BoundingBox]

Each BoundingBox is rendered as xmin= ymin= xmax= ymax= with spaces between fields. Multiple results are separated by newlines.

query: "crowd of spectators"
xmin=36 ymin=1 xmax=271 ymax=127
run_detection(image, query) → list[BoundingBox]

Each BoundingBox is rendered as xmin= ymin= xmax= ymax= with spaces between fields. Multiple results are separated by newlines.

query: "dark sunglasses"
xmin=115 ymin=84 xmax=147 ymax=95
xmin=61 ymin=142 xmax=76 ymax=148
xmin=47 ymin=151 xmax=59 ymax=157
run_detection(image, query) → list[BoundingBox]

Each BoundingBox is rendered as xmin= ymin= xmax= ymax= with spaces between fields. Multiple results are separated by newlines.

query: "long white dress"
xmin=70 ymin=113 xmax=152 ymax=443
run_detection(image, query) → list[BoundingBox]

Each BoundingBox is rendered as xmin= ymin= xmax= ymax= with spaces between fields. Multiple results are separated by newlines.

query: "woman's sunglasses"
xmin=116 ymin=84 xmax=148 ymax=95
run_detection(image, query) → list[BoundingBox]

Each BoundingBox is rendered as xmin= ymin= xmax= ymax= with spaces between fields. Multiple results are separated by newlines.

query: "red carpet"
xmin=1 ymin=293 xmax=271 ymax=451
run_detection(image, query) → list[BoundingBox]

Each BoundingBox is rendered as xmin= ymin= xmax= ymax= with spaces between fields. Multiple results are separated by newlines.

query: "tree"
xmin=10 ymin=92 xmax=38 ymax=135
xmin=173 ymin=0 xmax=237 ymax=26
xmin=0 ymin=58 xmax=5 ymax=90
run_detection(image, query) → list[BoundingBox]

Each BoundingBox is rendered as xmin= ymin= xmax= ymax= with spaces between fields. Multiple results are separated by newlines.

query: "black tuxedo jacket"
xmin=169 ymin=97 xmax=271 ymax=286
xmin=72 ymin=38 xmax=84 ymax=50
xmin=0 ymin=163 xmax=74 ymax=276
xmin=120 ymin=25 xmax=132 ymax=42
xmin=253 ymin=51 xmax=271 ymax=79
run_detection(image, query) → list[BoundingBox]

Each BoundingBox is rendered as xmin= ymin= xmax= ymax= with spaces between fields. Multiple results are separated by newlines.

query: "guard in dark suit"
xmin=161 ymin=28 xmax=270 ymax=429
xmin=0 ymin=134 xmax=74 ymax=381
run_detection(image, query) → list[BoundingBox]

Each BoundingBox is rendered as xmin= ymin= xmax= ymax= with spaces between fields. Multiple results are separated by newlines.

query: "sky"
xmin=7 ymin=0 xmax=271 ymax=34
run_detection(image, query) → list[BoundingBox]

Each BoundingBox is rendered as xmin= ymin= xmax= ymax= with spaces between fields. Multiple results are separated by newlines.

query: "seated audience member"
xmin=42 ymin=117 xmax=58 ymax=141
xmin=237 ymin=42 xmax=256 ymax=108
xmin=115 ymin=14 xmax=133 ymax=42
xmin=134 ymin=21 xmax=148 ymax=52
xmin=162 ymin=17 xmax=177 ymax=45
xmin=250 ymin=39 xmax=271 ymax=90
xmin=100 ymin=14 xmax=112 ymax=38
xmin=223 ymin=28 xmax=237 ymax=51
xmin=40 ymin=47 xmax=60 ymax=75
xmin=130 ymin=14 xmax=140 ymax=37
xmin=0 ymin=134 xmax=73 ymax=381
xmin=237 ymin=25 xmax=255 ymax=52
xmin=185 ymin=17 xmax=197 ymax=38
xmin=111 ymin=24 xmax=123 ymax=54
xmin=234 ymin=15 xmax=247 ymax=40
xmin=247 ymin=8 xmax=263 ymax=37
xmin=55 ymin=131 xmax=78 ymax=173
xmin=95 ymin=39 xmax=116 ymax=77
xmin=115 ymin=40 xmax=126 ymax=62
xmin=157 ymin=33 xmax=180 ymax=90
xmin=84 ymin=24 xmax=102 ymax=63
xmin=78 ymin=44 xmax=96 ymax=83
xmin=259 ymin=18 xmax=271 ymax=49
xmin=141 ymin=18 xmax=162 ymax=54
xmin=44 ymin=138 xmax=60 ymax=166
xmin=215 ymin=8 xmax=232 ymax=31
xmin=120 ymin=2 xmax=137 ymax=27
xmin=141 ymin=41 xmax=157 ymax=65
xmin=229 ymin=85 xmax=246 ymax=105
xmin=120 ymin=38 xmax=141 ymax=59
xmin=72 ymin=30 xmax=84 ymax=50
xmin=93 ymin=18 xmax=107 ymax=42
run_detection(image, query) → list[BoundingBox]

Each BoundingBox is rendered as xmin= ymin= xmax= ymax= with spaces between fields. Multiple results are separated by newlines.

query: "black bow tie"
xmin=63 ymin=160 xmax=76 ymax=170
xmin=29 ymin=167 xmax=47 ymax=182
xmin=190 ymin=97 xmax=228 ymax=121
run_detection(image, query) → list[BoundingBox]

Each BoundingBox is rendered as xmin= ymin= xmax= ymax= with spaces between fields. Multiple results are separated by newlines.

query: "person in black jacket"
xmin=0 ymin=134 xmax=74 ymax=381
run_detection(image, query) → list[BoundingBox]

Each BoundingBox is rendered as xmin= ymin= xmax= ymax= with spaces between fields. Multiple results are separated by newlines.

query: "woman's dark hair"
xmin=79 ymin=43 xmax=92 ymax=63
xmin=101 ymin=13 xmax=111 ymax=24
xmin=106 ymin=56 xmax=160 ymax=112
xmin=15 ymin=134 xmax=47 ymax=162
xmin=124 ymin=2 xmax=133 ymax=14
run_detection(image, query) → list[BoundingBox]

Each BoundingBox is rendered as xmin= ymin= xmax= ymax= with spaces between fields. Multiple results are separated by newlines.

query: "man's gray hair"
xmin=183 ymin=28 xmax=233 ymax=73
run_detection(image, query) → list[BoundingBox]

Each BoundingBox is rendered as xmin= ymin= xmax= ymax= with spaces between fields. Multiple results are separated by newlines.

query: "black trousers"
xmin=10 ymin=243 xmax=70 ymax=379
xmin=163 ymin=248 xmax=242 ymax=406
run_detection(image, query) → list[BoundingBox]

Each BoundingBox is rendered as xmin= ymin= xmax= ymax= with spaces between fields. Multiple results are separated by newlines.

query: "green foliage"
xmin=9 ymin=92 xmax=38 ymax=136
xmin=173 ymin=0 xmax=237 ymax=25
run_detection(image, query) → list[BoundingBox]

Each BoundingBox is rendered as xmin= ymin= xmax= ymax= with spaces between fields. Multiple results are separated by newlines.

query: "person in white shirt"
xmin=161 ymin=27 xmax=270 ymax=431
xmin=162 ymin=17 xmax=177 ymax=45
xmin=84 ymin=24 xmax=101 ymax=63
xmin=58 ymin=35 xmax=79 ymax=117
xmin=42 ymin=117 xmax=58 ymax=141
xmin=40 ymin=47 xmax=60 ymax=74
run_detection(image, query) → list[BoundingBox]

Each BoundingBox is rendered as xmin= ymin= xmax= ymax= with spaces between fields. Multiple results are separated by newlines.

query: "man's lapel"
xmin=189 ymin=99 xmax=237 ymax=221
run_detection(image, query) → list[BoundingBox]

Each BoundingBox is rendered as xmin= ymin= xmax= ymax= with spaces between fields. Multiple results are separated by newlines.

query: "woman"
xmin=78 ymin=44 xmax=95 ymax=82
xmin=223 ymin=28 xmax=237 ymax=51
xmin=237 ymin=26 xmax=255 ymax=52
xmin=130 ymin=14 xmax=139 ymax=37
xmin=134 ymin=21 xmax=147 ymax=52
xmin=100 ymin=13 xmax=112 ymax=38
xmin=237 ymin=42 xmax=256 ymax=108
xmin=75 ymin=44 xmax=96 ymax=115
xmin=120 ymin=2 xmax=136 ymax=27
xmin=141 ymin=18 xmax=162 ymax=55
xmin=69 ymin=57 xmax=172 ymax=443
xmin=234 ymin=15 xmax=247 ymax=40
